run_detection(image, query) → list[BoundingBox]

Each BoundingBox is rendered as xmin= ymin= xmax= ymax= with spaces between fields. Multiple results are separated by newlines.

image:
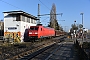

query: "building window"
xmin=31 ymin=19 xmax=33 ymax=23
xmin=27 ymin=17 xmax=30 ymax=23
xmin=10 ymin=15 xmax=16 ymax=21
xmin=33 ymin=20 xmax=35 ymax=24
xmin=34 ymin=20 xmax=36 ymax=24
xmin=25 ymin=17 xmax=27 ymax=22
xmin=22 ymin=15 xmax=25 ymax=22
xmin=30 ymin=18 xmax=31 ymax=23
xmin=16 ymin=15 xmax=20 ymax=21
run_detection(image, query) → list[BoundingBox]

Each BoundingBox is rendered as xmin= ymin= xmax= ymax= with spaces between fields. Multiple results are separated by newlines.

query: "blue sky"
xmin=0 ymin=0 xmax=90 ymax=32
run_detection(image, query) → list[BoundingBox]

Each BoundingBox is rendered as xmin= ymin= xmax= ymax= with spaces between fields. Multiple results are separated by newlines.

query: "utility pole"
xmin=80 ymin=13 xmax=83 ymax=26
xmin=37 ymin=4 xmax=40 ymax=24
xmin=37 ymin=3 xmax=63 ymax=30
xmin=80 ymin=12 xmax=84 ymax=47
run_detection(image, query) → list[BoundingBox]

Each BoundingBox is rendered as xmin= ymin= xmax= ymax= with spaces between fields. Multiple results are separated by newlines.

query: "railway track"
xmin=19 ymin=42 xmax=65 ymax=60
xmin=5 ymin=40 xmax=56 ymax=60
xmin=19 ymin=38 xmax=65 ymax=60
xmin=20 ymin=43 xmax=57 ymax=60
xmin=0 ymin=36 xmax=65 ymax=60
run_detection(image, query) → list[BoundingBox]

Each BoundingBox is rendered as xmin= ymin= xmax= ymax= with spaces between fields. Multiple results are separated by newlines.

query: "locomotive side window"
xmin=41 ymin=28 xmax=42 ymax=31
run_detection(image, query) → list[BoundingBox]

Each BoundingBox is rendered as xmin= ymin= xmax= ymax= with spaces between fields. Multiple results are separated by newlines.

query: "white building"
xmin=3 ymin=10 xmax=39 ymax=42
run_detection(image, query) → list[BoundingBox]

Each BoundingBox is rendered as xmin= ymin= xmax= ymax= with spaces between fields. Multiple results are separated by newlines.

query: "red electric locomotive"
xmin=28 ymin=24 xmax=55 ymax=41
xmin=23 ymin=24 xmax=65 ymax=42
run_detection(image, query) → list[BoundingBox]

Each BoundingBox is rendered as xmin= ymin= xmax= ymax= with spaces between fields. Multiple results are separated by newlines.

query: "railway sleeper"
xmin=19 ymin=43 xmax=56 ymax=60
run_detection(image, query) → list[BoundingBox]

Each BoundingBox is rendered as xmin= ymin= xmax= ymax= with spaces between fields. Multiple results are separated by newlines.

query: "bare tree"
xmin=50 ymin=3 xmax=57 ymax=29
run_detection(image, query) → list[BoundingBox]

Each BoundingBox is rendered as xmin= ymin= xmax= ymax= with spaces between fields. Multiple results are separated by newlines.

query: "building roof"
xmin=3 ymin=10 xmax=39 ymax=20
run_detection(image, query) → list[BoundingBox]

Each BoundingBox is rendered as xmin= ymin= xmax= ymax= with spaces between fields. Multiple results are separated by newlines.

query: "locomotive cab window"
xmin=30 ymin=27 xmax=38 ymax=30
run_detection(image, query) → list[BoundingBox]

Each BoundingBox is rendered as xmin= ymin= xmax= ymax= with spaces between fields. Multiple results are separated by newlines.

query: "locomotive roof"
xmin=30 ymin=26 xmax=54 ymax=29
xmin=43 ymin=26 xmax=54 ymax=29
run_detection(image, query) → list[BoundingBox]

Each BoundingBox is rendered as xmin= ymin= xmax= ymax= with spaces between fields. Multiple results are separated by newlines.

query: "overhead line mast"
xmin=38 ymin=4 xmax=40 ymax=24
xmin=37 ymin=4 xmax=62 ymax=24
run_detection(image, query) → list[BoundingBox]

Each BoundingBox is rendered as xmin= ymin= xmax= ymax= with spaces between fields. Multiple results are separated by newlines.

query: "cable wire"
xmin=38 ymin=0 xmax=62 ymax=16
xmin=0 ymin=0 xmax=21 ymax=10
xmin=39 ymin=0 xmax=51 ymax=11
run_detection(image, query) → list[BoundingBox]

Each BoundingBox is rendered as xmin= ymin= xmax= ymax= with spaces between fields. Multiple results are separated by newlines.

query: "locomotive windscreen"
xmin=30 ymin=27 xmax=38 ymax=30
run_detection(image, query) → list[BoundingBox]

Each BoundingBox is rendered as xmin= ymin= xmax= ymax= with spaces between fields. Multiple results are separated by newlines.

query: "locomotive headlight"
xmin=29 ymin=32 xmax=32 ymax=34
xmin=35 ymin=32 xmax=38 ymax=34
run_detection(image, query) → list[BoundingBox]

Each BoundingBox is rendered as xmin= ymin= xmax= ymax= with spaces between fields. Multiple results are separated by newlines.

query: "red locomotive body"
xmin=23 ymin=24 xmax=65 ymax=42
xmin=28 ymin=25 xmax=55 ymax=40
